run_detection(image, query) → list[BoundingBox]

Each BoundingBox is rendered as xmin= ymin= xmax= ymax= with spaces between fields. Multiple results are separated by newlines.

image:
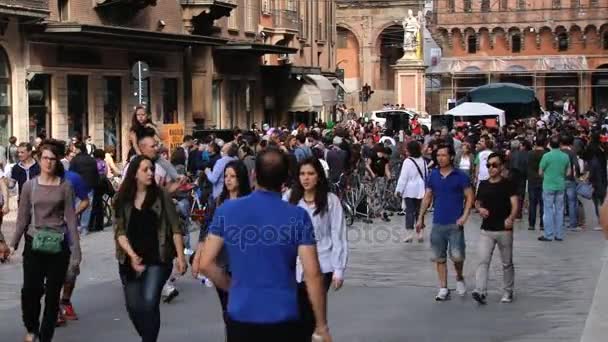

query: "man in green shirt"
xmin=538 ymin=137 xmax=571 ymax=242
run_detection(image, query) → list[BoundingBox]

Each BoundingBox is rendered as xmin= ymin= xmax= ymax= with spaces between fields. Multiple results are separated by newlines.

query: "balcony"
xmin=0 ymin=0 xmax=49 ymax=17
xmin=181 ymin=0 xmax=237 ymax=34
xmin=95 ymin=0 xmax=157 ymax=10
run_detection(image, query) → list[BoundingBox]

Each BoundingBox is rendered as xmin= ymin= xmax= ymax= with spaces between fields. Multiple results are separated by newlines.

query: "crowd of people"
xmin=1 ymin=104 xmax=608 ymax=341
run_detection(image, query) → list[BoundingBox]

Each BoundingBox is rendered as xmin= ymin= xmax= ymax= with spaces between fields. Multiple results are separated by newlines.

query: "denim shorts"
xmin=430 ymin=224 xmax=466 ymax=263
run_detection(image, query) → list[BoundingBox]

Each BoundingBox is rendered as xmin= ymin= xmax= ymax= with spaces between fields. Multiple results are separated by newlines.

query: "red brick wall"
xmin=48 ymin=0 xmax=185 ymax=34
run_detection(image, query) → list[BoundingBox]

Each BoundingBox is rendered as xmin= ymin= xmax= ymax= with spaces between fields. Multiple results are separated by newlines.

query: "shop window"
xmin=103 ymin=77 xmax=121 ymax=153
xmin=227 ymin=80 xmax=242 ymax=128
xmin=603 ymin=32 xmax=608 ymax=50
xmin=481 ymin=0 xmax=490 ymax=12
xmin=162 ymin=78 xmax=178 ymax=124
xmin=0 ymin=48 xmax=11 ymax=144
xmin=67 ymin=75 xmax=88 ymax=140
xmin=512 ymin=35 xmax=522 ymax=53
xmin=468 ymin=35 xmax=477 ymax=54
xmin=211 ymin=80 xmax=222 ymax=128
xmin=28 ymin=74 xmax=51 ymax=140
xmin=558 ymin=33 xmax=568 ymax=51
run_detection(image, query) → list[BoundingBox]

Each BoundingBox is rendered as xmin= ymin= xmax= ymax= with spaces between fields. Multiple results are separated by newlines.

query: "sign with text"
xmin=160 ymin=123 xmax=185 ymax=155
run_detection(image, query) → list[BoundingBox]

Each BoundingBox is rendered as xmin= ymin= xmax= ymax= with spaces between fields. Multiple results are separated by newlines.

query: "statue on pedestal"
xmin=402 ymin=9 xmax=424 ymax=53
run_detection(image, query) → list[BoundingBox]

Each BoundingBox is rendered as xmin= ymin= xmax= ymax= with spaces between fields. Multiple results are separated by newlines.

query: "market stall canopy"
xmin=467 ymin=83 xmax=536 ymax=104
xmin=287 ymin=81 xmax=323 ymax=112
xmin=304 ymin=74 xmax=337 ymax=106
xmin=445 ymin=102 xmax=506 ymax=127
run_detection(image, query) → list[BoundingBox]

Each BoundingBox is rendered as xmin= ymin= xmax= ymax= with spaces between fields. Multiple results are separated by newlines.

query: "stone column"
xmin=51 ymin=73 xmax=69 ymax=141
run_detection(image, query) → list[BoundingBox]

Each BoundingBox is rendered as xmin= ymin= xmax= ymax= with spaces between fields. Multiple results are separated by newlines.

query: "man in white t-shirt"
xmin=473 ymin=135 xmax=494 ymax=189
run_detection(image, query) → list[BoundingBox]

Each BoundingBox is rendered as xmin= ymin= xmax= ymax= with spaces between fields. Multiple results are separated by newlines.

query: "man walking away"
xmin=70 ymin=142 xmax=101 ymax=235
xmin=560 ymin=135 xmax=582 ymax=231
xmin=199 ymin=148 xmax=332 ymax=342
xmin=472 ymin=153 xmax=518 ymax=305
xmin=527 ymin=138 xmax=547 ymax=231
xmin=416 ymin=144 xmax=474 ymax=301
xmin=538 ymin=137 xmax=570 ymax=242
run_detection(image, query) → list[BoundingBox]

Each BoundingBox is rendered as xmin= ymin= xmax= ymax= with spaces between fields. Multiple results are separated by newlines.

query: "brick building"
xmin=336 ymin=0 xmax=426 ymax=111
xmin=428 ymin=0 xmax=608 ymax=115
xmin=0 ymin=0 xmax=337 ymax=158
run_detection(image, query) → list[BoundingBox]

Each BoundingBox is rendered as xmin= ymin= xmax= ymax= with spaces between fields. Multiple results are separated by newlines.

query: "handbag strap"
xmin=409 ymin=157 xmax=427 ymax=181
xmin=31 ymin=178 xmax=36 ymax=229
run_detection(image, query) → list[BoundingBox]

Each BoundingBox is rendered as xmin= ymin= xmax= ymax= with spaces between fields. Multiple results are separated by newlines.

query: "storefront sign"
xmin=160 ymin=123 xmax=184 ymax=154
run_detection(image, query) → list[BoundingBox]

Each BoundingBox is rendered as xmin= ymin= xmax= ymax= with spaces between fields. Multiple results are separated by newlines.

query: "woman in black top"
xmin=113 ymin=156 xmax=186 ymax=342
xmin=192 ymin=160 xmax=251 ymax=328
xmin=127 ymin=106 xmax=159 ymax=162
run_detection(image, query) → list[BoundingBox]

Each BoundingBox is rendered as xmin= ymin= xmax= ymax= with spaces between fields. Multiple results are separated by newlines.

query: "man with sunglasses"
xmin=472 ymin=153 xmax=518 ymax=304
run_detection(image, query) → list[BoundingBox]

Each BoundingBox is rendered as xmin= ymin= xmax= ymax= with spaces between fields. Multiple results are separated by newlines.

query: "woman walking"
xmin=395 ymin=141 xmax=427 ymax=243
xmin=10 ymin=141 xmax=82 ymax=342
xmin=192 ymin=160 xmax=251 ymax=329
xmin=286 ymin=157 xmax=348 ymax=341
xmin=455 ymin=142 xmax=473 ymax=177
xmin=113 ymin=156 xmax=187 ymax=342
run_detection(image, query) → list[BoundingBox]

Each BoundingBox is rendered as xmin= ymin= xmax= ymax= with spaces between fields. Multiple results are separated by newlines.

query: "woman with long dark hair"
xmin=193 ymin=160 xmax=251 ymax=326
xmin=286 ymin=157 xmax=348 ymax=341
xmin=113 ymin=156 xmax=186 ymax=342
xmin=10 ymin=140 xmax=81 ymax=342
xmin=127 ymin=106 xmax=159 ymax=161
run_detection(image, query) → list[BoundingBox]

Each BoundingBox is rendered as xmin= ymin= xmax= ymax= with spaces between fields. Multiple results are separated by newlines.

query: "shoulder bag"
xmin=31 ymin=179 xmax=65 ymax=254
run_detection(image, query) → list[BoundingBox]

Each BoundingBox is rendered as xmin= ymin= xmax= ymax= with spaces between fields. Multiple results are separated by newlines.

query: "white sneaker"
xmin=435 ymin=288 xmax=450 ymax=301
xmin=204 ymin=278 xmax=214 ymax=288
xmin=402 ymin=231 xmax=414 ymax=243
xmin=456 ymin=281 xmax=467 ymax=296
xmin=593 ymin=226 xmax=603 ymax=231
xmin=501 ymin=292 xmax=513 ymax=303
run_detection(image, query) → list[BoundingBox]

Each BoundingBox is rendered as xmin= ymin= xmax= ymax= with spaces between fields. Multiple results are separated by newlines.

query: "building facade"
xmin=0 ymin=0 xmax=336 ymax=159
xmin=336 ymin=0 xmax=425 ymax=111
xmin=428 ymin=0 xmax=608 ymax=114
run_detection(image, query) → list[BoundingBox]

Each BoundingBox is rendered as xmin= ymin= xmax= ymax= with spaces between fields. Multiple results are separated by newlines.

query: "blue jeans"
xmin=543 ymin=190 xmax=565 ymax=240
xmin=77 ymin=190 xmax=94 ymax=233
xmin=119 ymin=263 xmax=172 ymax=342
xmin=564 ymin=181 xmax=578 ymax=229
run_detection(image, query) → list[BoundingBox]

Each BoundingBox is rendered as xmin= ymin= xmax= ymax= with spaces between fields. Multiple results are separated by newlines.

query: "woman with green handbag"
xmin=10 ymin=141 xmax=82 ymax=342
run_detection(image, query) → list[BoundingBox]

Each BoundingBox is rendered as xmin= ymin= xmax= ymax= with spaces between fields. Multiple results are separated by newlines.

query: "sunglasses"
xmin=486 ymin=163 xmax=501 ymax=169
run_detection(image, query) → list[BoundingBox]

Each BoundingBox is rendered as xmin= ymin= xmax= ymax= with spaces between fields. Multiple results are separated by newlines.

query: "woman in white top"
xmin=455 ymin=142 xmax=473 ymax=177
xmin=284 ymin=157 xmax=348 ymax=340
xmin=395 ymin=140 xmax=427 ymax=243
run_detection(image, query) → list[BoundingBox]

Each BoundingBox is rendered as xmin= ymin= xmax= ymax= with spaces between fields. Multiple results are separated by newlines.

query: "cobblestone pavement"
xmin=0 ymin=205 xmax=606 ymax=341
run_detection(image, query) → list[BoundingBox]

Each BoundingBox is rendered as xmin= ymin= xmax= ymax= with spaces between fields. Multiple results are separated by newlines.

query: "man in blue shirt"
xmin=60 ymin=169 xmax=91 ymax=322
xmin=199 ymin=148 xmax=332 ymax=342
xmin=417 ymin=143 xmax=474 ymax=301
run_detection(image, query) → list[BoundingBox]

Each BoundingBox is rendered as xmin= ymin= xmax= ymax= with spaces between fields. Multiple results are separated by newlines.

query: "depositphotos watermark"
xmin=211 ymin=217 xmax=409 ymax=250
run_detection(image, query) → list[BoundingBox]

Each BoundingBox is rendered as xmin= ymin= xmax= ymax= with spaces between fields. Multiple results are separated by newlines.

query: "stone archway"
xmin=376 ymin=24 xmax=405 ymax=106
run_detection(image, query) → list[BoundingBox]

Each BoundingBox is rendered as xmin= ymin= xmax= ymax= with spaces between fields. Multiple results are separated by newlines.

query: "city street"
xmin=0 ymin=208 xmax=606 ymax=342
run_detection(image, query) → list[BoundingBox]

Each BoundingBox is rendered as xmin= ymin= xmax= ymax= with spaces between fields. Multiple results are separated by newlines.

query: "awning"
xmin=288 ymin=81 xmax=323 ymax=112
xmin=304 ymin=74 xmax=336 ymax=107
xmin=38 ymin=23 xmax=227 ymax=47
xmin=215 ymin=42 xmax=298 ymax=55
xmin=331 ymin=78 xmax=355 ymax=93
xmin=445 ymin=102 xmax=506 ymax=127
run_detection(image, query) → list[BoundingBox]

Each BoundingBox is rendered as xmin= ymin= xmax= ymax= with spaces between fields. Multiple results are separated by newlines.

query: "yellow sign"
xmin=160 ymin=123 xmax=185 ymax=155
